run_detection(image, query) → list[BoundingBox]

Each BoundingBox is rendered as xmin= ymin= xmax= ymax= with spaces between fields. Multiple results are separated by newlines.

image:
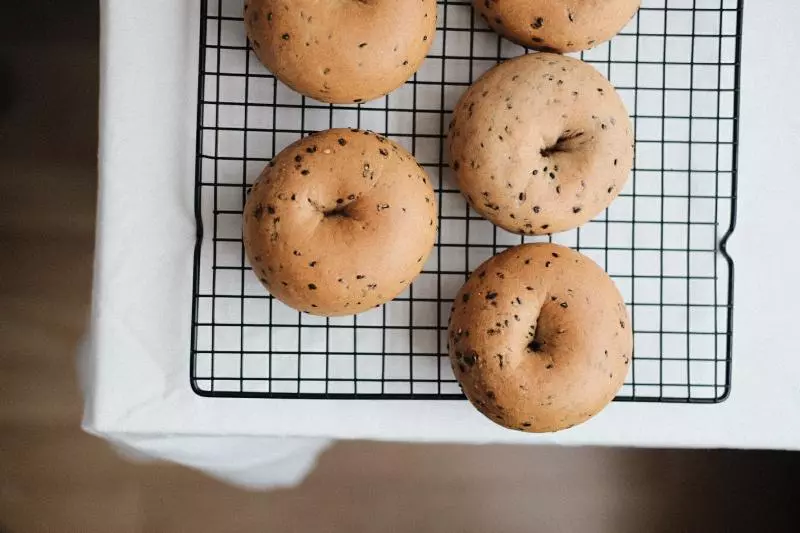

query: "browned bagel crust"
xmin=448 ymin=53 xmax=633 ymax=235
xmin=243 ymin=129 xmax=437 ymax=316
xmin=474 ymin=0 xmax=640 ymax=53
xmin=448 ymin=243 xmax=632 ymax=432
xmin=244 ymin=0 xmax=437 ymax=104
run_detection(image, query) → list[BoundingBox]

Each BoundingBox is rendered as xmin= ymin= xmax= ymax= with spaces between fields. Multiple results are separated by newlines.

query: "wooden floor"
xmin=0 ymin=3 xmax=797 ymax=532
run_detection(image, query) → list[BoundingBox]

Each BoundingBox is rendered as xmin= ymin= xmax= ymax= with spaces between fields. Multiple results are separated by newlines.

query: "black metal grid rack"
xmin=190 ymin=0 xmax=741 ymax=402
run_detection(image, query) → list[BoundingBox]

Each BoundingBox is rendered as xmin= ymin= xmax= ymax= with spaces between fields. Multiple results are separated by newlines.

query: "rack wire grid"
xmin=191 ymin=0 xmax=740 ymax=402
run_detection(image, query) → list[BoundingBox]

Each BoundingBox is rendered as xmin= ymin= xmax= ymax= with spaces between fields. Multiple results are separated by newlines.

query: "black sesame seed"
xmin=462 ymin=352 xmax=476 ymax=367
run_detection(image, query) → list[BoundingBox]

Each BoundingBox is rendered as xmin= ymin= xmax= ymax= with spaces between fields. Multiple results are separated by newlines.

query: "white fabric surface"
xmin=97 ymin=432 xmax=332 ymax=490
xmin=85 ymin=0 xmax=800 ymax=489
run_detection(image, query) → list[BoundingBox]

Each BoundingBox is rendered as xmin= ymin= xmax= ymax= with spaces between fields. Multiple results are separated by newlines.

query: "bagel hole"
xmin=527 ymin=339 xmax=544 ymax=353
xmin=311 ymin=196 xmax=360 ymax=219
xmin=526 ymin=316 xmax=547 ymax=355
xmin=540 ymin=130 xmax=584 ymax=158
xmin=323 ymin=205 xmax=352 ymax=219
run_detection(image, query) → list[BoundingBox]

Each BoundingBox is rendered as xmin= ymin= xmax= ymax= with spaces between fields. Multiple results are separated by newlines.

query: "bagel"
xmin=475 ymin=0 xmax=640 ymax=53
xmin=244 ymin=0 xmax=437 ymax=104
xmin=448 ymin=53 xmax=633 ymax=235
xmin=448 ymin=243 xmax=632 ymax=432
xmin=243 ymin=128 xmax=437 ymax=316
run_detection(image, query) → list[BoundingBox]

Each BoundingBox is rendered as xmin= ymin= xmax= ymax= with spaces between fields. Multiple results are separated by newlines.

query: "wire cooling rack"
xmin=190 ymin=0 xmax=741 ymax=402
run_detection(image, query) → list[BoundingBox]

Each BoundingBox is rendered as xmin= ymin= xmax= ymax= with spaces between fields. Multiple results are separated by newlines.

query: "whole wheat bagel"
xmin=243 ymin=128 xmax=438 ymax=316
xmin=244 ymin=0 xmax=437 ymax=103
xmin=448 ymin=243 xmax=632 ymax=432
xmin=475 ymin=0 xmax=640 ymax=53
xmin=448 ymin=53 xmax=633 ymax=235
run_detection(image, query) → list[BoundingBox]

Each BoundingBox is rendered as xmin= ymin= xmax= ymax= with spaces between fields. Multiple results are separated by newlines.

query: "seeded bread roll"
xmin=243 ymin=129 xmax=437 ymax=316
xmin=448 ymin=53 xmax=633 ymax=235
xmin=244 ymin=0 xmax=437 ymax=104
xmin=475 ymin=0 xmax=640 ymax=53
xmin=448 ymin=243 xmax=632 ymax=433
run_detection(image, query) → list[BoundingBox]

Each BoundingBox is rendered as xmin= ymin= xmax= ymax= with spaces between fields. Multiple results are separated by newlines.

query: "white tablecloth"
xmin=84 ymin=0 xmax=800 ymax=488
